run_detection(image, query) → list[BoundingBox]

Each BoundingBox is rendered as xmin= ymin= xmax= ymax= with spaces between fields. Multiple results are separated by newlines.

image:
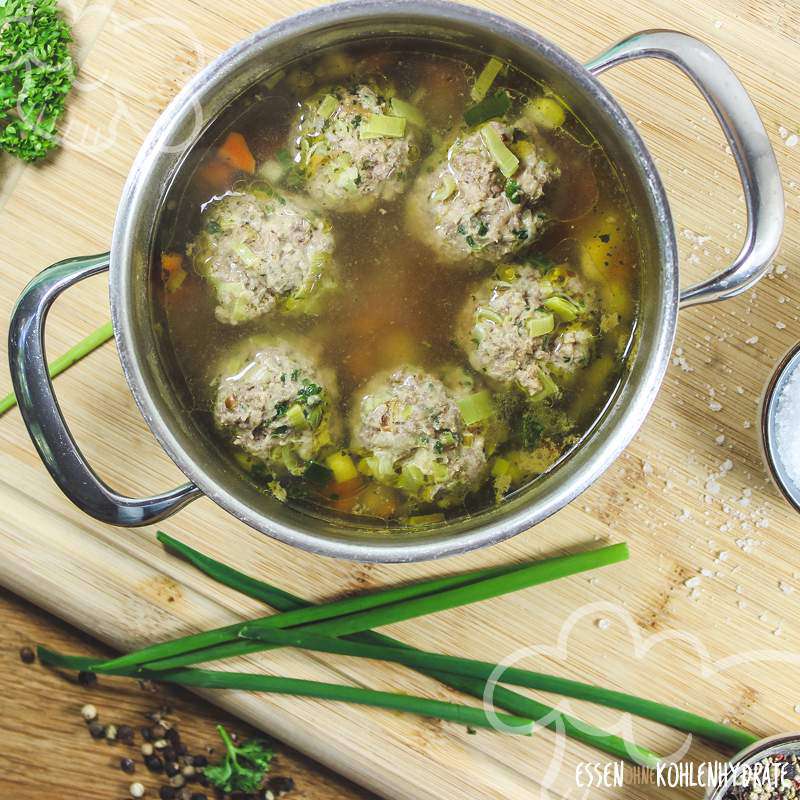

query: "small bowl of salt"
xmin=761 ymin=342 xmax=800 ymax=513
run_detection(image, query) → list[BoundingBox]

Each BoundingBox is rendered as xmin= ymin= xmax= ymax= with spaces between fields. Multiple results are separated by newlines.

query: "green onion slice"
xmin=359 ymin=114 xmax=407 ymax=140
xmin=471 ymin=57 xmax=504 ymax=102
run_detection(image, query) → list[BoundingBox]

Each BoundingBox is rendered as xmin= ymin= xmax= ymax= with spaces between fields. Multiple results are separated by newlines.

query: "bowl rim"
xmin=110 ymin=0 xmax=678 ymax=561
xmin=760 ymin=340 xmax=800 ymax=515
xmin=704 ymin=731 xmax=800 ymax=799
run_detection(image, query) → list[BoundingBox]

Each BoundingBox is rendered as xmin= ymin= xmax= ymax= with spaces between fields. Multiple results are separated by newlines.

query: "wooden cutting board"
xmin=1 ymin=1 xmax=800 ymax=798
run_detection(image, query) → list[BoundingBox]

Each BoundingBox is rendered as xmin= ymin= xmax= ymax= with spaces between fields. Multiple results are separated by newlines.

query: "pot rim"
xmin=110 ymin=0 xmax=678 ymax=562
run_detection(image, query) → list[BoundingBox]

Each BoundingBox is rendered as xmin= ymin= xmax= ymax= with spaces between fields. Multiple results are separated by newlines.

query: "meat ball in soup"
xmin=213 ymin=338 xmax=340 ymax=475
xmin=188 ymin=188 xmax=336 ymax=325
xmin=350 ymin=366 xmax=504 ymax=507
xmin=408 ymin=117 xmax=557 ymax=263
xmin=289 ymin=84 xmax=421 ymax=212
xmin=456 ymin=263 xmax=597 ymax=399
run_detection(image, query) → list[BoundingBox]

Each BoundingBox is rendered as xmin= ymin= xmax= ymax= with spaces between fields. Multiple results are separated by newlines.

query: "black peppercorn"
xmin=88 ymin=721 xmax=105 ymax=739
xmin=117 ymin=724 xmax=135 ymax=744
xmin=192 ymin=755 xmax=208 ymax=768
xmin=140 ymin=726 xmax=153 ymax=741
xmin=120 ymin=757 xmax=136 ymax=774
xmin=78 ymin=670 xmax=97 ymax=687
xmin=19 ymin=646 xmax=35 ymax=664
xmin=165 ymin=761 xmax=180 ymax=777
xmin=152 ymin=724 xmax=167 ymax=739
xmin=162 ymin=745 xmax=176 ymax=763
xmin=267 ymin=776 xmax=295 ymax=795
xmin=144 ymin=754 xmax=164 ymax=773
xmin=189 ymin=794 xmax=207 ymax=800
xmin=158 ymin=787 xmax=176 ymax=800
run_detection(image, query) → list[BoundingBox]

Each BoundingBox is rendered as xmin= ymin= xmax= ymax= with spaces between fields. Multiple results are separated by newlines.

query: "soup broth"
xmin=153 ymin=38 xmax=640 ymax=528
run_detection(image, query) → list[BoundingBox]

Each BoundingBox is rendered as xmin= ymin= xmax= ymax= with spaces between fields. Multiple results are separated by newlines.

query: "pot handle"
xmin=8 ymin=253 xmax=202 ymax=526
xmin=586 ymin=30 xmax=784 ymax=307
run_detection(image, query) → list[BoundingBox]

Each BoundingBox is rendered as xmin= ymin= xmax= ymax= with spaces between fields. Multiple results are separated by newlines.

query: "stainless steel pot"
xmin=8 ymin=1 xmax=784 ymax=562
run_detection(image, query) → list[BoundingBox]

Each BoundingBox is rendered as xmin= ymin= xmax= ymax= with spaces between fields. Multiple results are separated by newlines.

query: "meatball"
xmin=289 ymin=84 xmax=419 ymax=212
xmin=189 ymin=188 xmax=336 ymax=325
xmin=213 ymin=338 xmax=339 ymax=475
xmin=457 ymin=264 xmax=596 ymax=398
xmin=350 ymin=366 xmax=494 ymax=506
xmin=408 ymin=118 xmax=556 ymax=263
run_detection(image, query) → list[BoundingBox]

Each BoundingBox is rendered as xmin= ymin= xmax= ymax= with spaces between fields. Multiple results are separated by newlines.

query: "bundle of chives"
xmin=41 ymin=535 xmax=659 ymax=764
xmin=92 ymin=543 xmax=628 ymax=673
xmin=154 ymin=534 xmax=756 ymax=752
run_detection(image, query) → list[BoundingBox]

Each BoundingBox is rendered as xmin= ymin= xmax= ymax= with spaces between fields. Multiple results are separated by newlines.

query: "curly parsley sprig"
xmin=204 ymin=724 xmax=274 ymax=794
xmin=0 ymin=0 xmax=75 ymax=162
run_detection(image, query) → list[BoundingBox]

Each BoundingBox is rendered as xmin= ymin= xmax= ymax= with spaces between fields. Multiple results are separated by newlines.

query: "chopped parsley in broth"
xmin=153 ymin=39 xmax=639 ymax=528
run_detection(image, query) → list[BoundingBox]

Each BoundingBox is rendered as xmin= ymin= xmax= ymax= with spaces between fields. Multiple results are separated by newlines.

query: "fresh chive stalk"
xmin=41 ymin=535 xmax=658 ymax=765
xmin=35 ymin=647 xmax=534 ymax=735
xmin=155 ymin=534 xmax=755 ymax=754
xmin=151 ymin=534 xmax=661 ymax=765
xmin=0 ymin=321 xmax=114 ymax=417
xmin=121 ymin=542 xmax=628 ymax=672
xmin=91 ymin=555 xmax=540 ymax=673
xmin=245 ymin=628 xmax=757 ymax=751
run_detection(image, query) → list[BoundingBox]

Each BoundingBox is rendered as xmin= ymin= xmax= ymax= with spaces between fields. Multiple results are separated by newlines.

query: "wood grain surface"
xmin=1 ymin=588 xmax=372 ymax=799
xmin=1 ymin=1 xmax=799 ymax=799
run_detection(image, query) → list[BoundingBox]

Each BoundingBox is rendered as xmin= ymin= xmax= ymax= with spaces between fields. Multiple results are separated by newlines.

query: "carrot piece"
xmin=161 ymin=252 xmax=184 ymax=273
xmin=357 ymin=483 xmax=397 ymax=518
xmin=217 ymin=131 xmax=256 ymax=174
xmin=196 ymin=158 xmax=235 ymax=192
xmin=328 ymin=476 xmax=363 ymax=500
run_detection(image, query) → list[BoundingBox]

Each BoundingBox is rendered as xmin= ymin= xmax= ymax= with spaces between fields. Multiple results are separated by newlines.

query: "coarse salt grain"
xmin=776 ymin=361 xmax=800 ymax=487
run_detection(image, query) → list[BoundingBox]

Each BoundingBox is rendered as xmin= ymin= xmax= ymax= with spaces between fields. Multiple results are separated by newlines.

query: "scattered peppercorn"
xmin=165 ymin=761 xmax=180 ymax=778
xmin=88 ymin=721 xmax=105 ymax=739
xmin=130 ymin=781 xmax=145 ymax=798
xmin=267 ymin=776 xmax=296 ymax=795
xmin=189 ymin=794 xmax=206 ymax=800
xmin=105 ymin=723 xmax=118 ymax=741
xmin=191 ymin=755 xmax=207 ymax=768
xmin=153 ymin=738 xmax=168 ymax=750
xmin=120 ymin=757 xmax=136 ymax=774
xmin=141 ymin=742 xmax=155 ymax=757
xmin=140 ymin=726 xmax=154 ymax=741
xmin=19 ymin=646 xmax=35 ymax=664
xmin=158 ymin=788 xmax=176 ymax=800
xmin=77 ymin=670 xmax=97 ymax=687
xmin=81 ymin=703 xmax=98 ymax=722
xmin=169 ymin=774 xmax=185 ymax=789
xmin=145 ymin=754 xmax=164 ymax=774
xmin=114 ymin=723 xmax=132 ymax=741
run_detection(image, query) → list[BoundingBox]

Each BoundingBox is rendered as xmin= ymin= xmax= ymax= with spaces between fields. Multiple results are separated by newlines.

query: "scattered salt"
xmin=595 ymin=618 xmax=610 ymax=630
xmin=775 ymin=362 xmax=800 ymax=487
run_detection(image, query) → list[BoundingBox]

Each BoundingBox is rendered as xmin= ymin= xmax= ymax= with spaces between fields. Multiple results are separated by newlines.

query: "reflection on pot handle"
xmin=8 ymin=254 xmax=202 ymax=525
xmin=586 ymin=30 xmax=784 ymax=308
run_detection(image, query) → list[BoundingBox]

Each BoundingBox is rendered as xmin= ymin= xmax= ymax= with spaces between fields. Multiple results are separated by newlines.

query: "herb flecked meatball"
xmin=408 ymin=117 xmax=557 ymax=263
xmin=189 ymin=188 xmax=336 ymax=325
xmin=213 ymin=338 xmax=340 ymax=475
xmin=289 ymin=84 xmax=421 ymax=212
xmin=350 ymin=366 xmax=504 ymax=506
xmin=456 ymin=263 xmax=597 ymax=398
